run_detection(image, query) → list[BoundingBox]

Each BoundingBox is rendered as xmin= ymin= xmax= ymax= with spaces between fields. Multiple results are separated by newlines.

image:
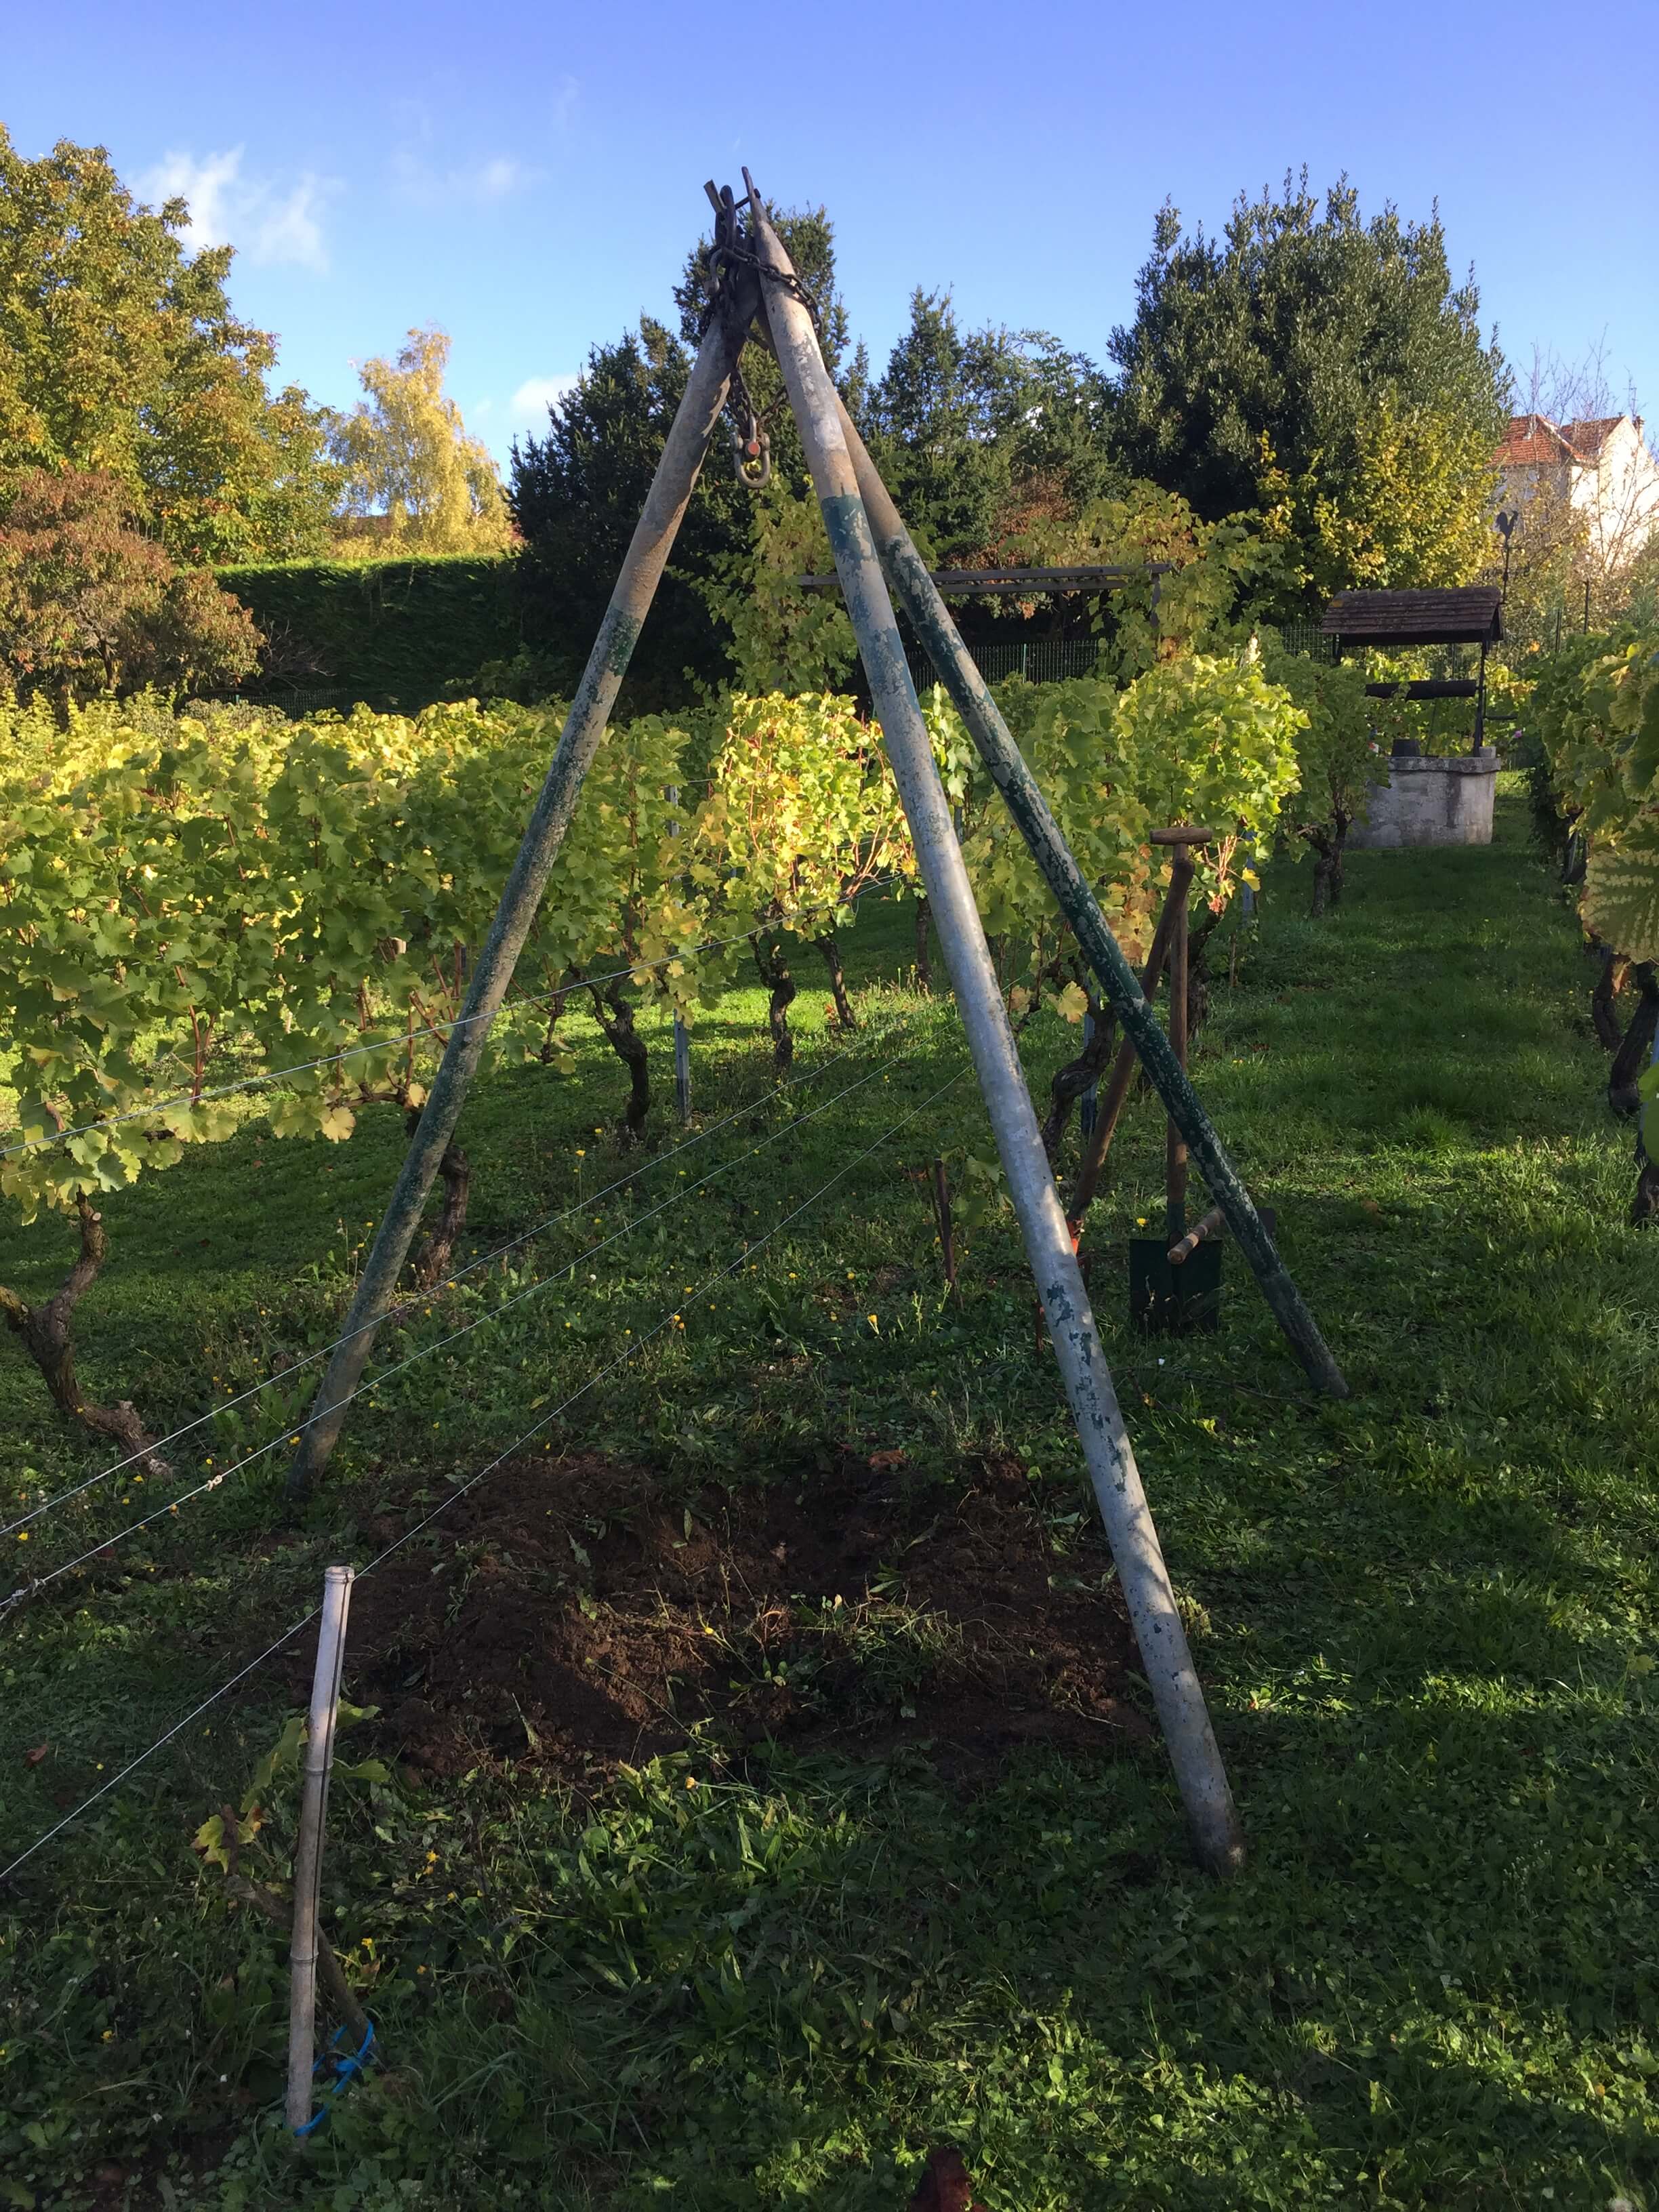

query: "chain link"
xmin=699 ymin=188 xmax=827 ymax=494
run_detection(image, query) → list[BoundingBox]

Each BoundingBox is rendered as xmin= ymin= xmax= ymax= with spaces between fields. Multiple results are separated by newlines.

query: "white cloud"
xmin=141 ymin=146 xmax=335 ymax=274
xmin=473 ymin=156 xmax=533 ymax=203
xmin=389 ymin=147 xmax=542 ymax=209
xmin=512 ymin=375 xmax=579 ymax=424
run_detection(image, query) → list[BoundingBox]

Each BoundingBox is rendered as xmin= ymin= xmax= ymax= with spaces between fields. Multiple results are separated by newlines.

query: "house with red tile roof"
xmin=1495 ymin=412 xmax=1659 ymax=569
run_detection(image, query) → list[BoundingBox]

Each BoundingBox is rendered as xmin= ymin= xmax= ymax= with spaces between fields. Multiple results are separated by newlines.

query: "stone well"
xmin=1348 ymin=750 xmax=1499 ymax=850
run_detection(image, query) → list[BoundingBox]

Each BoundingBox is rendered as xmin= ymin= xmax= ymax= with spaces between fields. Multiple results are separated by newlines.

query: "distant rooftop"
xmin=1496 ymin=413 xmax=1628 ymax=468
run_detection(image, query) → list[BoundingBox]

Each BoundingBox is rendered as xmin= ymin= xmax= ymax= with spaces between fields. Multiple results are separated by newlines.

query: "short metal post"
xmin=673 ymin=1017 xmax=693 ymax=1124
xmin=831 ymin=390 xmax=1347 ymax=1401
xmin=666 ymin=784 xmax=693 ymax=1124
xmin=750 ymin=176 xmax=1245 ymax=1874
xmin=931 ymin=1157 xmax=958 ymax=1298
xmin=284 ymin=262 xmax=758 ymax=1499
xmin=288 ymin=1565 xmax=354 ymax=2135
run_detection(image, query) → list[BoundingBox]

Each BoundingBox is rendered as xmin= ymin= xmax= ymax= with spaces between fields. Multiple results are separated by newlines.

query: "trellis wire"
xmin=3 ymin=1031 xmax=926 ymax=1612
xmin=0 ymin=874 xmax=905 ymax=1164
xmin=1 ymin=1005 xmax=919 ymax=1540
xmin=0 ymin=1060 xmax=968 ymax=1885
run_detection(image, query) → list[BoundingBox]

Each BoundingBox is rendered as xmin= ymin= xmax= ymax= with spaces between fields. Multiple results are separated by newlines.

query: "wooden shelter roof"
xmin=1322 ymin=588 xmax=1504 ymax=650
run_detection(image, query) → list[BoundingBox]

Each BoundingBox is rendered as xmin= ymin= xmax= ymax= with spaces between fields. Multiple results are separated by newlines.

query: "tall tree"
xmin=0 ymin=469 xmax=262 ymax=703
xmin=510 ymin=205 xmax=852 ymax=704
xmin=331 ymin=326 xmax=510 ymax=555
xmin=1109 ymin=174 xmax=1509 ymax=598
xmin=510 ymin=314 xmax=712 ymax=700
xmin=860 ymin=291 xmax=1118 ymax=563
xmin=861 ymin=289 xmax=1009 ymax=560
xmin=0 ymin=129 xmax=340 ymax=564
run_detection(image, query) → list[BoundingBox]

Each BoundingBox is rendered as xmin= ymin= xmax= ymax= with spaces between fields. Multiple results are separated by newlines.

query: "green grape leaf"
xmin=1583 ymin=818 xmax=1659 ymax=964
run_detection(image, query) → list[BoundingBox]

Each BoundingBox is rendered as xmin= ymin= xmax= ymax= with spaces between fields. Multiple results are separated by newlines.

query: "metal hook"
xmin=731 ymin=419 xmax=771 ymax=491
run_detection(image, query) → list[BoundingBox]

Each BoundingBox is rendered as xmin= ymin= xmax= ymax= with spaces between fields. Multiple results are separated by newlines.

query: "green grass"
xmin=3 ymin=801 xmax=1658 ymax=2209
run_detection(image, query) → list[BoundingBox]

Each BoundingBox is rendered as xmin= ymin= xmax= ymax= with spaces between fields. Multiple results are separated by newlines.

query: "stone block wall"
xmin=1348 ymin=752 xmax=1499 ymax=849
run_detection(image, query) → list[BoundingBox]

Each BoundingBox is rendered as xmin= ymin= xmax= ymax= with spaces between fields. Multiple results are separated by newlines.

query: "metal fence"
xmin=1275 ymin=622 xmax=1335 ymax=662
xmin=905 ymin=637 xmax=1104 ymax=694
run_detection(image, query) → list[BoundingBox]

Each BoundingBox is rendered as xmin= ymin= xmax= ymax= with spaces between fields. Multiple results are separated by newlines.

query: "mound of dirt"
xmin=323 ymin=1451 xmax=1148 ymax=1788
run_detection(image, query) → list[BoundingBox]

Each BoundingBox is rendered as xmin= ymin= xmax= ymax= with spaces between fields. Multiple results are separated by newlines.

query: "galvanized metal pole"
xmin=667 ymin=785 xmax=693 ymax=1124
xmin=831 ymin=394 xmax=1349 ymax=1401
xmin=284 ymin=271 xmax=759 ymax=1499
xmin=287 ymin=1565 xmax=354 ymax=2134
xmin=747 ymin=179 xmax=1244 ymax=1875
xmin=673 ymin=1018 xmax=693 ymax=1124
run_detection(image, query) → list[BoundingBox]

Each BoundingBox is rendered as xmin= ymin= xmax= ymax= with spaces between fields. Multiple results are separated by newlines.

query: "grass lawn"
xmin=2 ymin=794 xmax=1657 ymax=2209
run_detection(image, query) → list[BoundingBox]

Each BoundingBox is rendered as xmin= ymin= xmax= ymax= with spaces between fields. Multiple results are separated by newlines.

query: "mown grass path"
xmin=3 ymin=798 xmax=1656 ymax=2209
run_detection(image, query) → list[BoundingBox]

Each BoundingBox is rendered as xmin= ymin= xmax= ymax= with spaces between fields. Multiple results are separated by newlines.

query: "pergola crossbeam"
xmin=800 ymin=563 xmax=1170 ymax=596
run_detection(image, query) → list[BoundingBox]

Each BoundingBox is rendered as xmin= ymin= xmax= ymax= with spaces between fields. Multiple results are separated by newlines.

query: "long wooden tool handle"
xmin=1164 ymin=859 xmax=1193 ymax=1250
xmin=1067 ymin=868 xmax=1183 ymax=1233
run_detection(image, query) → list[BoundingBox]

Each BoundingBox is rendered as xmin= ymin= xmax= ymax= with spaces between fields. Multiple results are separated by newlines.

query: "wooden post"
xmin=1067 ymin=893 xmax=1177 ymax=1229
xmin=288 ymin=1566 xmax=354 ymax=2135
xmin=1473 ymin=639 xmax=1489 ymax=753
xmin=1162 ymin=848 xmax=1196 ymax=1252
xmin=930 ymin=1158 xmax=957 ymax=1298
xmin=1068 ymin=846 xmax=1200 ymax=1239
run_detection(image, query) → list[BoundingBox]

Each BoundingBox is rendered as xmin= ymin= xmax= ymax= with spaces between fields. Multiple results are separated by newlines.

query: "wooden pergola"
xmin=799 ymin=563 xmax=1172 ymax=596
xmin=1322 ymin=588 xmax=1504 ymax=749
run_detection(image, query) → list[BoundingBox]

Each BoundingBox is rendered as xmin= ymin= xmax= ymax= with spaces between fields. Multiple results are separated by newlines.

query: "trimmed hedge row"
xmin=215 ymin=554 xmax=520 ymax=706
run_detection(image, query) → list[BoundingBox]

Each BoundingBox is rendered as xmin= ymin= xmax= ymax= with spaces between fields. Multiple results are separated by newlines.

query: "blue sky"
xmin=5 ymin=0 xmax=1656 ymax=470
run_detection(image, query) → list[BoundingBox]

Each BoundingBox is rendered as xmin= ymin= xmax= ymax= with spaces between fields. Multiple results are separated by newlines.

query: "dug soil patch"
xmin=331 ymin=1451 xmax=1149 ymax=1788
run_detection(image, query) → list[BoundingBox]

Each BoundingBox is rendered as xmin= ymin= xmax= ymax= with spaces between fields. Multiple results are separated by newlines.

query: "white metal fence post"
xmin=287 ymin=1565 xmax=355 ymax=2133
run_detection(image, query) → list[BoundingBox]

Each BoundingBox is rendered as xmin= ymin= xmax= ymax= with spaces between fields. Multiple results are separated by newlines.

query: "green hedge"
xmin=214 ymin=554 xmax=520 ymax=708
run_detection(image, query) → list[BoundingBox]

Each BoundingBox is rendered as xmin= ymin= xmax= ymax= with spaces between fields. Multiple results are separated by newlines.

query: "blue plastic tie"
xmin=292 ymin=2018 xmax=377 ymax=2138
